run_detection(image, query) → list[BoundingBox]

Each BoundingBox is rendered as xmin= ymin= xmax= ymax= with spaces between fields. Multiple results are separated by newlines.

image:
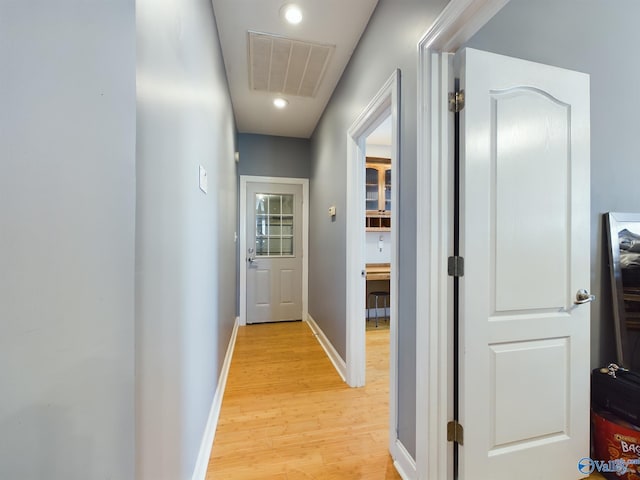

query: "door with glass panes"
xmin=246 ymin=182 xmax=303 ymax=323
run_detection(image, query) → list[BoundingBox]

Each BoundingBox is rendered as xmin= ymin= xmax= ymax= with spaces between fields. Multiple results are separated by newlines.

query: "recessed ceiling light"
xmin=281 ymin=4 xmax=303 ymax=25
xmin=273 ymin=97 xmax=289 ymax=109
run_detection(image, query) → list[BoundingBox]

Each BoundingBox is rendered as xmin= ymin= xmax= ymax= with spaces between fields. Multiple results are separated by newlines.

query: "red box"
xmin=591 ymin=409 xmax=640 ymax=479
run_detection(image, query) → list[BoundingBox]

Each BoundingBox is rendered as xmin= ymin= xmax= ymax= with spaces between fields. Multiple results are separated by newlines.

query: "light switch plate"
xmin=199 ymin=165 xmax=208 ymax=194
xmin=328 ymin=205 xmax=336 ymax=217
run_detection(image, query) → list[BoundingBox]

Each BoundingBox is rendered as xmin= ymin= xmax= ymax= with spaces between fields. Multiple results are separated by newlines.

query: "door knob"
xmin=574 ymin=289 xmax=595 ymax=305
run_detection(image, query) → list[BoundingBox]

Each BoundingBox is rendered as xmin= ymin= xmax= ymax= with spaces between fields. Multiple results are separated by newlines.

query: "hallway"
xmin=207 ymin=321 xmax=400 ymax=479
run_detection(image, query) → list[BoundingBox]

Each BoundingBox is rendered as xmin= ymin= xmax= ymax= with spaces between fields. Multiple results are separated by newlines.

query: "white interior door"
xmin=246 ymin=182 xmax=303 ymax=324
xmin=456 ymin=48 xmax=591 ymax=479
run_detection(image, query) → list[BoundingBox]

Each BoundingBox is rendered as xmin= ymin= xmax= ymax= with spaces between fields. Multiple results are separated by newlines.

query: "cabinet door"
xmin=384 ymin=167 xmax=391 ymax=211
xmin=366 ymin=166 xmax=380 ymax=211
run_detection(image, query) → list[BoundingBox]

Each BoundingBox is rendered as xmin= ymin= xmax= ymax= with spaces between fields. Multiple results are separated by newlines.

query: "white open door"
xmin=456 ymin=48 xmax=591 ymax=479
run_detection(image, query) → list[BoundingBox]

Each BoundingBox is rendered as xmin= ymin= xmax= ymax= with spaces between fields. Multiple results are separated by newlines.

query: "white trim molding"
xmin=305 ymin=314 xmax=347 ymax=381
xmin=418 ymin=0 xmax=510 ymax=52
xmin=345 ymin=70 xmax=399 ymax=387
xmin=415 ymin=1 xmax=511 ymax=479
xmin=345 ymin=69 xmax=400 ymax=459
xmin=239 ymin=176 xmax=309 ymax=326
xmin=393 ymin=439 xmax=418 ymax=480
xmin=191 ymin=317 xmax=240 ymax=480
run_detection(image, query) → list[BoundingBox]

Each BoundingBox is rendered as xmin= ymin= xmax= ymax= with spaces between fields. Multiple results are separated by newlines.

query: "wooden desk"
xmin=366 ymin=263 xmax=390 ymax=281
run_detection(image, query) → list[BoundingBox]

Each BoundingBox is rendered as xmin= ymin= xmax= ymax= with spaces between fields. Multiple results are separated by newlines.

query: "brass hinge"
xmin=448 ymin=90 xmax=465 ymax=112
xmin=448 ymin=256 xmax=464 ymax=277
xmin=447 ymin=420 xmax=464 ymax=445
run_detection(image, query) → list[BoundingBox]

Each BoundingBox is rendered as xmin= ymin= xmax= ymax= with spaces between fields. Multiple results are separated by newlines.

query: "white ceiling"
xmin=211 ymin=0 xmax=379 ymax=139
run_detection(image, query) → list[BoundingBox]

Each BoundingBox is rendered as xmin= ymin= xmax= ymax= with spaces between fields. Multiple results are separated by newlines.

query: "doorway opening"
xmin=345 ymin=69 xmax=401 ymax=465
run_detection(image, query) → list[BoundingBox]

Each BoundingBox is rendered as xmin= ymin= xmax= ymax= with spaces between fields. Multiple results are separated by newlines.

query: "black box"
xmin=592 ymin=366 xmax=640 ymax=427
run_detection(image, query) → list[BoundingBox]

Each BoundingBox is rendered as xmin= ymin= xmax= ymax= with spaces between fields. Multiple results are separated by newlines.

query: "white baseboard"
xmin=191 ymin=317 xmax=240 ymax=480
xmin=305 ymin=314 xmax=347 ymax=382
xmin=392 ymin=439 xmax=417 ymax=480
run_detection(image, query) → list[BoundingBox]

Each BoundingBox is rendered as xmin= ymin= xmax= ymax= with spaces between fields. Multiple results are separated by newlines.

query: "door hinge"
xmin=447 ymin=420 xmax=464 ymax=445
xmin=448 ymin=256 xmax=464 ymax=277
xmin=448 ymin=90 xmax=465 ymax=112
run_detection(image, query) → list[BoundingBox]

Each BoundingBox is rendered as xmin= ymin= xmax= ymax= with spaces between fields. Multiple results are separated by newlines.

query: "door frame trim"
xmin=345 ymin=70 xmax=399 ymax=388
xmin=345 ymin=69 xmax=399 ymax=456
xmin=239 ymin=176 xmax=309 ymax=326
xmin=415 ymin=1 xmax=511 ymax=479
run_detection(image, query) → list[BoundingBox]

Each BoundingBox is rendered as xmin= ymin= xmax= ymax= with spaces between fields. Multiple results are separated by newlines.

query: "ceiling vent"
xmin=248 ymin=31 xmax=335 ymax=98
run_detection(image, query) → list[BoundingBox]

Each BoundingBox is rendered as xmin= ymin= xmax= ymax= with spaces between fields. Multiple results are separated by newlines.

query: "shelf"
xmin=366 ymin=214 xmax=391 ymax=231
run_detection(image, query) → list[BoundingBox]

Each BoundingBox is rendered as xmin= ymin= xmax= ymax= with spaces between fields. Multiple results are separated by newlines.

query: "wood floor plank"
xmin=207 ymin=321 xmax=400 ymax=479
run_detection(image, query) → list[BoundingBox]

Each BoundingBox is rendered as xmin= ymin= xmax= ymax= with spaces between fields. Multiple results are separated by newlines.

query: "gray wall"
xmin=309 ymin=0 xmax=449 ymax=459
xmin=465 ymin=0 xmax=640 ymax=368
xmin=136 ymin=0 xmax=237 ymax=478
xmin=0 ymin=1 xmax=136 ymax=479
xmin=238 ymin=133 xmax=311 ymax=178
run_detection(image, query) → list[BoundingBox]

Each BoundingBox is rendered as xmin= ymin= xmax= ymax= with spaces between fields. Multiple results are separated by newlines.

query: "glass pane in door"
xmin=255 ymin=193 xmax=295 ymax=257
xmin=385 ymin=169 xmax=391 ymax=211
xmin=366 ymin=167 xmax=379 ymax=210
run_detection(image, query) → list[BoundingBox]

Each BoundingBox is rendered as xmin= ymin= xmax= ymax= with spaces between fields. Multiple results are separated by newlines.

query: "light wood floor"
xmin=207 ymin=320 xmax=400 ymax=479
xmin=207 ymin=320 xmax=605 ymax=479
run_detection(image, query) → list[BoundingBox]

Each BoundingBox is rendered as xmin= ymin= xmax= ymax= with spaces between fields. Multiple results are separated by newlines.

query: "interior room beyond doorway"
xmin=365 ymin=115 xmax=393 ymax=331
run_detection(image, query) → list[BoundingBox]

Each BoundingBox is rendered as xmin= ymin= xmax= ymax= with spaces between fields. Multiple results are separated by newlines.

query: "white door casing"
xmin=246 ymin=182 xmax=303 ymax=324
xmin=456 ymin=48 xmax=590 ymax=479
xmin=345 ymin=70 xmax=402 ymax=468
xmin=239 ymin=176 xmax=309 ymax=326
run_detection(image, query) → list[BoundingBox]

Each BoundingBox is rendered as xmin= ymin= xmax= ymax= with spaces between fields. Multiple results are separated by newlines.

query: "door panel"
xmin=490 ymin=338 xmax=568 ymax=447
xmin=280 ymin=269 xmax=294 ymax=304
xmin=457 ymin=48 xmax=590 ymax=479
xmin=246 ymin=182 xmax=303 ymax=323
xmin=493 ymin=89 xmax=570 ymax=312
xmin=255 ymin=269 xmax=270 ymax=305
